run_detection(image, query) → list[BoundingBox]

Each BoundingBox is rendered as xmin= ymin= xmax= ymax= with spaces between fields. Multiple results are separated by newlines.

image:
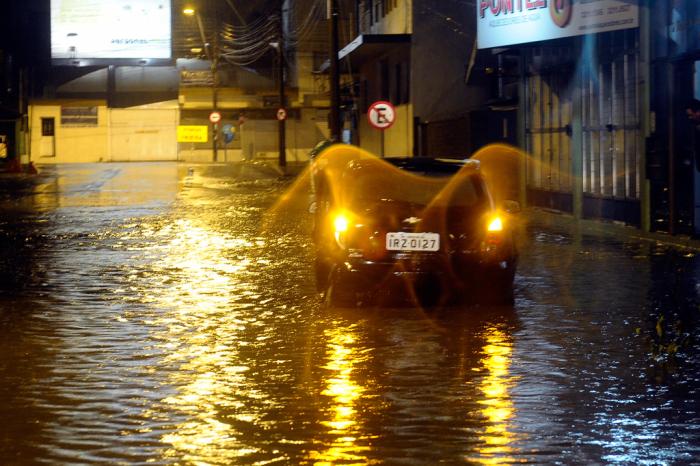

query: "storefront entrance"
xmin=524 ymin=30 xmax=642 ymax=225
xmin=671 ymin=58 xmax=700 ymax=235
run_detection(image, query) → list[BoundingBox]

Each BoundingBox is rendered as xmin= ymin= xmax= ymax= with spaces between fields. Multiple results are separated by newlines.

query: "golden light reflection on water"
xmin=469 ymin=326 xmax=519 ymax=465
xmin=309 ymin=324 xmax=377 ymax=465
xmin=148 ymin=217 xmax=266 ymax=463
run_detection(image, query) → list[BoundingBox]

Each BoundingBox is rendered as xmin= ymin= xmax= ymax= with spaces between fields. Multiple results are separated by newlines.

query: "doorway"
xmin=671 ymin=59 xmax=700 ymax=235
xmin=39 ymin=117 xmax=56 ymax=158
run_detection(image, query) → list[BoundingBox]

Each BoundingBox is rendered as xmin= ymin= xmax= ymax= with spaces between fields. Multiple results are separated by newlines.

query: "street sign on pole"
xmin=277 ymin=108 xmax=287 ymax=121
xmin=222 ymin=124 xmax=235 ymax=144
xmin=209 ymin=111 xmax=222 ymax=124
xmin=367 ymin=101 xmax=396 ymax=130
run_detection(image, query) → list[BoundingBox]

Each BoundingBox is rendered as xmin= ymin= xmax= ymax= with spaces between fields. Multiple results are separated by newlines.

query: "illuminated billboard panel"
xmin=51 ymin=0 xmax=172 ymax=63
xmin=477 ymin=0 xmax=638 ymax=49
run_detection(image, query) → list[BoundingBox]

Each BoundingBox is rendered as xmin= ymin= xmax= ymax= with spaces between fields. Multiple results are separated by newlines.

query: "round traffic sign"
xmin=209 ymin=111 xmax=222 ymax=124
xmin=277 ymin=108 xmax=287 ymax=121
xmin=367 ymin=101 xmax=396 ymax=130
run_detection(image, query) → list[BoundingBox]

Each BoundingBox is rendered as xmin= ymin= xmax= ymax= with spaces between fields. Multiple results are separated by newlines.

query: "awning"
xmin=317 ymin=34 xmax=411 ymax=73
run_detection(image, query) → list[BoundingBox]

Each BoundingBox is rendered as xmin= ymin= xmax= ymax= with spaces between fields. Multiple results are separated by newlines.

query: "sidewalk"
xmin=177 ymin=160 xmax=309 ymax=179
xmin=527 ymin=207 xmax=700 ymax=252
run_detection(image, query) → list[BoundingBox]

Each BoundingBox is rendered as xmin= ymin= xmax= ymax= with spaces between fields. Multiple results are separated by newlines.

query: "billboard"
xmin=477 ymin=0 xmax=638 ymax=49
xmin=51 ymin=0 xmax=172 ymax=65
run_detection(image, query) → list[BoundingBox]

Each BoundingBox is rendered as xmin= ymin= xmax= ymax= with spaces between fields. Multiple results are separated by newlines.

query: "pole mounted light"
xmin=278 ymin=0 xmax=287 ymax=169
xmin=182 ymin=3 xmax=218 ymax=162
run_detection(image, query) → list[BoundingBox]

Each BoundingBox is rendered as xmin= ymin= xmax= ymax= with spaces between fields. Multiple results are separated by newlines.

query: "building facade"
xmin=648 ymin=0 xmax=700 ymax=235
xmin=336 ymin=0 xmax=494 ymax=158
xmin=28 ymin=0 xmax=332 ymax=165
xmin=476 ymin=1 xmax=700 ymax=234
xmin=342 ymin=1 xmax=700 ymax=236
xmin=1 ymin=0 xmax=50 ymax=167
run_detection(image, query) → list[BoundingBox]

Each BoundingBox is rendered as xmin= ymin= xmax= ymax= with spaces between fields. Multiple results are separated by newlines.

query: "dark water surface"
xmin=0 ymin=163 xmax=698 ymax=465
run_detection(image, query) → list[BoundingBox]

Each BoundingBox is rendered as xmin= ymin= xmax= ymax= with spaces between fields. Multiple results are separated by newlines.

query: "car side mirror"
xmin=502 ymin=200 xmax=521 ymax=214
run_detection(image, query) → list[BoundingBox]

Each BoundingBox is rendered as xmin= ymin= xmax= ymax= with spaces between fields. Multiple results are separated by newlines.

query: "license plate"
xmin=386 ymin=232 xmax=440 ymax=252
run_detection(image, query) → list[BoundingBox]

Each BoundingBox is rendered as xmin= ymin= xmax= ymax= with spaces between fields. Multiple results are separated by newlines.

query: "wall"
xmin=30 ymin=98 xmax=328 ymax=164
xmin=30 ymin=103 xmax=179 ymax=163
xmin=361 ymin=0 xmax=412 ymax=35
xmin=110 ymin=109 xmax=178 ymax=161
xmin=30 ymin=103 xmax=109 ymax=163
xmin=358 ymin=103 xmax=413 ymax=156
xmin=411 ymin=0 xmax=485 ymax=122
xmin=178 ymin=107 xmax=329 ymax=163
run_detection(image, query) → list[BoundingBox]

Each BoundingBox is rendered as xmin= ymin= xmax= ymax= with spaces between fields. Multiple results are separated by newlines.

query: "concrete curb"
xmin=527 ymin=208 xmax=700 ymax=252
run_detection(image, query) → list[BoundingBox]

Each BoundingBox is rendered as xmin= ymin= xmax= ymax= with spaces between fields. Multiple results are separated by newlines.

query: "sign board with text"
xmin=61 ymin=106 xmax=98 ymax=126
xmin=177 ymin=126 xmax=208 ymax=143
xmin=51 ymin=0 xmax=172 ymax=64
xmin=477 ymin=0 xmax=638 ymax=49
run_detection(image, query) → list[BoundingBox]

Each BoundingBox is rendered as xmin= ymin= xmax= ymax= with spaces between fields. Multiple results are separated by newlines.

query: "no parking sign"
xmin=367 ymin=101 xmax=396 ymax=130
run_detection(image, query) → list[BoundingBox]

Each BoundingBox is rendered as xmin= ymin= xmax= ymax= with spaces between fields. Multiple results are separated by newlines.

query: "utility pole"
xmin=328 ymin=0 xmax=341 ymax=142
xmin=211 ymin=0 xmax=219 ymax=162
xmin=278 ymin=0 xmax=287 ymax=169
xmin=184 ymin=3 xmax=218 ymax=161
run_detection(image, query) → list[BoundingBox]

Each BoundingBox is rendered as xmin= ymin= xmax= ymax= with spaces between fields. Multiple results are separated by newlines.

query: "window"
xmin=362 ymin=79 xmax=369 ymax=113
xmin=394 ymin=63 xmax=402 ymax=104
xmin=379 ymin=59 xmax=389 ymax=101
xmin=374 ymin=0 xmax=383 ymax=23
xmin=41 ymin=117 xmax=55 ymax=137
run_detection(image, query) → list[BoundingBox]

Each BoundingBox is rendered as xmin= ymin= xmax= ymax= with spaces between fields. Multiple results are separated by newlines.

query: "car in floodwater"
xmin=311 ymin=153 xmax=519 ymax=307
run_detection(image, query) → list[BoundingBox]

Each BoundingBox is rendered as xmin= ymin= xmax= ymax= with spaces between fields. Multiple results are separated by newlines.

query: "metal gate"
xmin=524 ymin=45 xmax=574 ymax=210
xmin=582 ymin=30 xmax=641 ymax=201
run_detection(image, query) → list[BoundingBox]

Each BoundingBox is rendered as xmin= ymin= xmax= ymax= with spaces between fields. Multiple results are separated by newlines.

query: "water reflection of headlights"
xmin=309 ymin=326 xmax=372 ymax=464
xmin=151 ymin=219 xmax=262 ymax=463
xmin=473 ymin=326 xmax=518 ymax=463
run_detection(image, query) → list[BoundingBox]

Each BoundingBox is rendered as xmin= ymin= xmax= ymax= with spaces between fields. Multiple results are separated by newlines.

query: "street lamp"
xmin=183 ymin=4 xmax=219 ymax=162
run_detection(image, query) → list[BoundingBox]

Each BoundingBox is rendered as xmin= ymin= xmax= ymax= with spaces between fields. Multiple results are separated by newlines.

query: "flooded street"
xmin=1 ymin=162 xmax=699 ymax=465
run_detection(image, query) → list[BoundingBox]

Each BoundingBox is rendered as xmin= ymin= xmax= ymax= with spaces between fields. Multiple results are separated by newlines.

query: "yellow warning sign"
xmin=177 ymin=125 xmax=208 ymax=143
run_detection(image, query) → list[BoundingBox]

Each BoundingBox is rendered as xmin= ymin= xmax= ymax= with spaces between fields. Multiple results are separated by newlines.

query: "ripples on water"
xmin=0 ymin=163 xmax=698 ymax=464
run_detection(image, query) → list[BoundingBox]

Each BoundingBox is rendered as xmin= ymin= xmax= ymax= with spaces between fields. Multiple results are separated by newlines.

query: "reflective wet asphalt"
xmin=0 ymin=162 xmax=698 ymax=465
